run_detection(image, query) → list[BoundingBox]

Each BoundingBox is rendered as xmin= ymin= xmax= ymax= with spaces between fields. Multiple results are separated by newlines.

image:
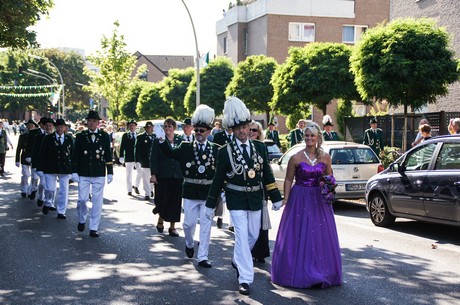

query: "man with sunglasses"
xmin=155 ymin=105 xmax=219 ymax=269
xmin=205 ymin=97 xmax=282 ymax=295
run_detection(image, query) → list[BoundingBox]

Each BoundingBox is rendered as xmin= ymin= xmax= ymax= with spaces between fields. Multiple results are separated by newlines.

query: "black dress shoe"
xmin=133 ymin=186 xmax=140 ymax=194
xmin=168 ymin=228 xmax=179 ymax=237
xmin=239 ymin=283 xmax=250 ymax=295
xmin=198 ymin=260 xmax=212 ymax=268
xmin=144 ymin=196 xmax=150 ymax=200
xmin=49 ymin=206 xmax=57 ymax=211
xmin=185 ymin=246 xmax=194 ymax=258
xmin=231 ymin=262 xmax=240 ymax=278
xmin=42 ymin=205 xmax=49 ymax=215
xmin=57 ymin=213 xmax=67 ymax=219
xmin=77 ymin=222 xmax=85 ymax=232
xmin=152 ymin=206 xmax=159 ymax=214
xmin=128 ymin=192 xmax=133 ymax=196
xmin=28 ymin=190 xmax=36 ymax=200
xmin=228 ymin=226 xmax=234 ymax=232
xmin=156 ymin=224 xmax=164 ymax=233
xmin=37 ymin=199 xmax=44 ymax=207
xmin=255 ymin=257 xmax=266 ymax=263
xmin=21 ymin=192 xmax=27 ymax=198
xmin=217 ymin=217 xmax=223 ymax=229
xmin=89 ymin=230 xmax=99 ymax=237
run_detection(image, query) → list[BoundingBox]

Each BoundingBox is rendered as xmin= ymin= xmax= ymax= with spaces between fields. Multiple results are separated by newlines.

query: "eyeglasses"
xmin=194 ymin=128 xmax=207 ymax=133
xmin=249 ymin=128 xmax=259 ymax=133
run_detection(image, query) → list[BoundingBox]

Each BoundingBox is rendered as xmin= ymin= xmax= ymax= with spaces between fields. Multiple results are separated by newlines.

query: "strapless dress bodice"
xmin=294 ymin=162 xmax=326 ymax=187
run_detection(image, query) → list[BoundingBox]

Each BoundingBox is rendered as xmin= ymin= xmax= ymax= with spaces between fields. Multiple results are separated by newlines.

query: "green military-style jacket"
xmin=363 ymin=128 xmax=384 ymax=156
xmin=71 ymin=129 xmax=113 ymax=177
xmin=322 ymin=130 xmax=340 ymax=141
xmin=266 ymin=129 xmax=281 ymax=147
xmin=119 ymin=131 xmax=136 ymax=162
xmin=37 ymin=132 xmax=74 ymax=174
xmin=150 ymin=135 xmax=183 ymax=179
xmin=289 ymin=128 xmax=304 ymax=147
xmin=206 ymin=139 xmax=282 ymax=211
xmin=160 ymin=140 xmax=219 ymax=200
xmin=212 ymin=130 xmax=233 ymax=146
xmin=15 ymin=132 xmax=28 ymax=165
xmin=135 ymin=132 xmax=155 ymax=168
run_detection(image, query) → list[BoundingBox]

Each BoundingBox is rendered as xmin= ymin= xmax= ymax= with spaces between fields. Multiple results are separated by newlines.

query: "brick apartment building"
xmin=391 ymin=0 xmax=460 ymax=113
xmin=216 ymin=0 xmax=390 ymax=131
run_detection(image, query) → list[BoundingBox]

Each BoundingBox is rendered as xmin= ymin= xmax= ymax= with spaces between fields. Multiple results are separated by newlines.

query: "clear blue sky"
xmin=32 ymin=0 xmax=230 ymax=57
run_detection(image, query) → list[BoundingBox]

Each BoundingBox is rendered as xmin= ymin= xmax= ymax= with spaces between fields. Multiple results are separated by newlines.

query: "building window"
xmin=289 ymin=22 xmax=315 ymax=42
xmin=342 ymin=25 xmax=368 ymax=43
xmin=223 ymin=37 xmax=227 ymax=54
xmin=244 ymin=32 xmax=248 ymax=56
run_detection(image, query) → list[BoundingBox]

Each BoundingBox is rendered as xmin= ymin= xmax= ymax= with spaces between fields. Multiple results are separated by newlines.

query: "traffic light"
xmin=18 ymin=66 xmax=23 ymax=77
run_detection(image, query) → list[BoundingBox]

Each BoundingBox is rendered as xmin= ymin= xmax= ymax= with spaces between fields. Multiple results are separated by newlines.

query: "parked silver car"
xmin=271 ymin=141 xmax=383 ymax=199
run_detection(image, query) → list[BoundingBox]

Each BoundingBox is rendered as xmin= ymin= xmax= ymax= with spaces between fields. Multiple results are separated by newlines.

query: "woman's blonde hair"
xmin=249 ymin=121 xmax=265 ymax=141
xmin=304 ymin=122 xmax=325 ymax=158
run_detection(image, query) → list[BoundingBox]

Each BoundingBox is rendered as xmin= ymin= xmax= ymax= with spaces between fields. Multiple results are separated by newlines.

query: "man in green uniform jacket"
xmin=15 ymin=119 xmax=37 ymax=197
xmin=363 ymin=117 xmax=384 ymax=157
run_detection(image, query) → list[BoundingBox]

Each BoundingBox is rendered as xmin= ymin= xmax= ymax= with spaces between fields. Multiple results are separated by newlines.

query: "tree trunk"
xmin=403 ymin=105 xmax=408 ymax=152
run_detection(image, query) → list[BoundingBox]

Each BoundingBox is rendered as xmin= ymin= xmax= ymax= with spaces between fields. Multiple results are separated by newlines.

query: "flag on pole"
xmin=199 ymin=52 xmax=209 ymax=68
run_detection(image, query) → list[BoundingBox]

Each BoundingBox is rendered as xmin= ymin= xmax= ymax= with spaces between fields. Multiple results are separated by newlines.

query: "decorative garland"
xmin=0 ymin=84 xmax=61 ymax=90
xmin=0 ymin=92 xmax=54 ymax=97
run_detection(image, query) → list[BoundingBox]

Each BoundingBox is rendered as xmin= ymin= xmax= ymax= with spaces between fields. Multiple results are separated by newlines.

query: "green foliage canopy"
xmin=226 ymin=55 xmax=278 ymax=120
xmin=184 ymin=56 xmax=234 ymax=116
xmin=137 ymin=82 xmax=171 ymax=120
xmin=160 ymin=67 xmax=194 ymax=120
xmin=271 ymin=42 xmax=359 ymax=115
xmin=0 ymin=0 xmax=54 ymax=49
xmin=350 ymin=18 xmax=459 ymax=111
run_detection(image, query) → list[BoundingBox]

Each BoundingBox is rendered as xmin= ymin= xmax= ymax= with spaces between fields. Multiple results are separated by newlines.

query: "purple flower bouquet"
xmin=320 ymin=175 xmax=337 ymax=205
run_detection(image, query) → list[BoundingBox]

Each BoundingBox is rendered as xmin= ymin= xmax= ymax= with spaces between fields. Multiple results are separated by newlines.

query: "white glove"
xmin=25 ymin=157 xmax=31 ymax=163
xmin=107 ymin=174 xmax=113 ymax=184
xmin=136 ymin=162 xmax=141 ymax=170
xmin=272 ymin=200 xmax=283 ymax=211
xmin=204 ymin=207 xmax=215 ymax=220
xmin=154 ymin=125 xmax=165 ymax=141
xmin=71 ymin=173 xmax=80 ymax=182
xmin=36 ymin=171 xmax=44 ymax=177
xmin=15 ymin=162 xmax=20 ymax=167
xmin=119 ymin=157 xmax=124 ymax=164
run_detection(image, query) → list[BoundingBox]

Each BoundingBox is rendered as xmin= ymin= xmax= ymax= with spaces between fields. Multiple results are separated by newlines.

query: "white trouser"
xmin=230 ymin=209 xmax=262 ymax=285
xmin=138 ymin=166 xmax=152 ymax=196
xmin=77 ymin=176 xmax=105 ymax=231
xmin=125 ymin=162 xmax=139 ymax=192
xmin=36 ymin=170 xmax=45 ymax=201
xmin=44 ymin=173 xmax=71 ymax=213
xmin=182 ymin=199 xmax=212 ymax=262
xmin=135 ymin=162 xmax=142 ymax=190
xmin=29 ymin=168 xmax=39 ymax=194
xmin=20 ymin=164 xmax=31 ymax=193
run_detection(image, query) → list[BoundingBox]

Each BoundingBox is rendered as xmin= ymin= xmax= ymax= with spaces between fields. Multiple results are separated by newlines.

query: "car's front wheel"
xmin=369 ymin=193 xmax=395 ymax=227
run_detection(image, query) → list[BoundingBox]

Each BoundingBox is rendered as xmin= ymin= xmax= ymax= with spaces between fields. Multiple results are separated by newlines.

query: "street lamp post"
xmin=29 ymin=55 xmax=65 ymax=118
xmin=181 ymin=0 xmax=200 ymax=107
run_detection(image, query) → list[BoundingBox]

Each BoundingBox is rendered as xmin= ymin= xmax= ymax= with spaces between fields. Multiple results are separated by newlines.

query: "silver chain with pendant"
xmin=304 ymin=151 xmax=317 ymax=165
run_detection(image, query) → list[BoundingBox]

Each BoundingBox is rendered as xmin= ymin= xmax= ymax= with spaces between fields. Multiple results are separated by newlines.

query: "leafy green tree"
xmin=137 ymin=82 xmax=171 ymax=120
xmin=184 ymin=56 xmax=234 ymax=116
xmin=350 ymin=17 xmax=459 ymax=149
xmin=120 ymin=81 xmax=147 ymax=120
xmin=335 ymin=99 xmax=355 ymax=137
xmin=84 ymin=21 xmax=146 ymax=122
xmin=226 ymin=55 xmax=278 ymax=122
xmin=160 ymin=67 xmax=194 ymax=120
xmin=0 ymin=0 xmax=54 ymax=49
xmin=271 ymin=42 xmax=359 ymax=116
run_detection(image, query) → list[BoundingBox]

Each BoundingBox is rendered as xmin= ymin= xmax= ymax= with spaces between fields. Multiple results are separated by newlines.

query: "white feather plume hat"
xmin=322 ymin=114 xmax=333 ymax=126
xmin=222 ymin=96 xmax=251 ymax=129
xmin=191 ymin=104 xmax=215 ymax=129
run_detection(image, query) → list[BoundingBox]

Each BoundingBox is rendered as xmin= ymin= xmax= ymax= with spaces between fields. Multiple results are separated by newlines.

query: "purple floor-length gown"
xmin=271 ymin=162 xmax=342 ymax=288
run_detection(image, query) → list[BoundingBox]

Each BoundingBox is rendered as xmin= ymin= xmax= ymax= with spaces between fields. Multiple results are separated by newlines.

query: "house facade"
xmin=216 ymin=0 xmax=390 ymax=130
xmin=133 ymin=52 xmax=194 ymax=83
xmin=390 ymin=0 xmax=460 ymax=113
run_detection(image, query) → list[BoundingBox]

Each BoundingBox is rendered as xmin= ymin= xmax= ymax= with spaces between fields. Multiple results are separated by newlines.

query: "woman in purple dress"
xmin=271 ymin=122 xmax=342 ymax=288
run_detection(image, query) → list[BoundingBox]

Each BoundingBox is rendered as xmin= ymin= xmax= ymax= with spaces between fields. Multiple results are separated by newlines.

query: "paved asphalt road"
xmin=1 ymin=133 xmax=460 ymax=305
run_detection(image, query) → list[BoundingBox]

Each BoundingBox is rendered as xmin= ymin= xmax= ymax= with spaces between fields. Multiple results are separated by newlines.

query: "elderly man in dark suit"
xmin=363 ymin=117 xmax=384 ymax=156
xmin=119 ymin=120 xmax=140 ymax=196
xmin=205 ymin=97 xmax=282 ymax=295
xmin=135 ymin=121 xmax=155 ymax=200
xmin=266 ymin=121 xmax=281 ymax=147
xmin=15 ymin=119 xmax=37 ymax=197
xmin=71 ymin=111 xmax=113 ymax=237
xmin=36 ymin=119 xmax=74 ymax=218
xmin=289 ymin=119 xmax=307 ymax=147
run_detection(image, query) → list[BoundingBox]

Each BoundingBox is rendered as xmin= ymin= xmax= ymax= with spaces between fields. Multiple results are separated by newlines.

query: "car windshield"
xmin=267 ymin=144 xmax=281 ymax=154
xmin=330 ymin=148 xmax=379 ymax=165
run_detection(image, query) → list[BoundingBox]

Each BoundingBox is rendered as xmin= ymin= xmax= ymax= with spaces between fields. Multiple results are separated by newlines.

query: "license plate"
xmin=346 ymin=183 xmax=366 ymax=191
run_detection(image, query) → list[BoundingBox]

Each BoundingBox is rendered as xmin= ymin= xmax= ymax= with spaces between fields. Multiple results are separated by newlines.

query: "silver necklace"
xmin=304 ymin=151 xmax=317 ymax=165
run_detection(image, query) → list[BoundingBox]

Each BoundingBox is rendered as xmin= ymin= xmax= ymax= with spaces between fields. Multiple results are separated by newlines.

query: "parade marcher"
xmin=363 ymin=117 xmax=384 ymax=156
xmin=211 ymin=127 xmax=234 ymax=229
xmin=156 ymin=105 xmax=219 ymax=268
xmin=71 ymin=110 xmax=114 ymax=237
xmin=322 ymin=115 xmax=340 ymax=141
xmin=265 ymin=121 xmax=281 ymax=147
xmin=150 ymin=118 xmax=184 ymax=236
xmin=24 ymin=117 xmax=48 ymax=200
xmin=182 ymin=118 xmax=195 ymax=142
xmin=31 ymin=118 xmax=55 ymax=208
xmin=0 ymin=120 xmax=14 ymax=177
xmin=289 ymin=119 xmax=307 ymax=147
xmin=135 ymin=121 xmax=156 ymax=200
xmin=36 ymin=119 xmax=74 ymax=217
xmin=205 ymin=97 xmax=283 ymax=295
xmin=119 ymin=120 xmax=140 ymax=196
xmin=15 ymin=119 xmax=37 ymax=197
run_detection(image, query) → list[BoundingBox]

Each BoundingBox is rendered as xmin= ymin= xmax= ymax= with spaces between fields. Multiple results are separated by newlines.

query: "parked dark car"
xmin=366 ymin=135 xmax=460 ymax=227
xmin=264 ymin=139 xmax=283 ymax=161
